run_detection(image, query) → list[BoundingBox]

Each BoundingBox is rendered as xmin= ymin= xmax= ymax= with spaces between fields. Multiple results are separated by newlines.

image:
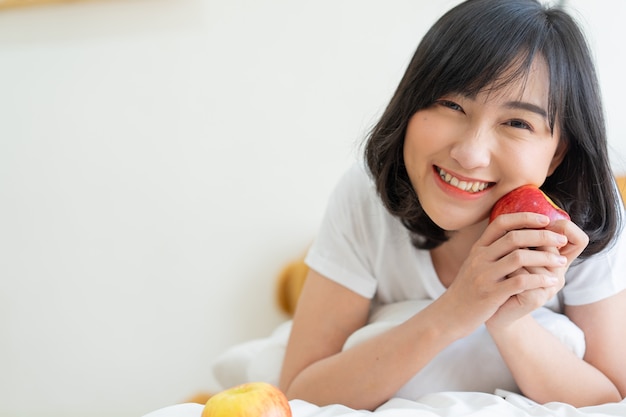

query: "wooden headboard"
xmin=617 ymin=176 xmax=626 ymax=205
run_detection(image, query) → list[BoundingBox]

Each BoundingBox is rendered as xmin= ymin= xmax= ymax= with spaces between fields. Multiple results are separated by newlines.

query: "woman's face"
xmin=403 ymin=58 xmax=565 ymax=232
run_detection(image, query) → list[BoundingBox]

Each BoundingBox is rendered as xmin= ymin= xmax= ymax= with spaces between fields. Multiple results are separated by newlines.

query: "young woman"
xmin=279 ymin=0 xmax=626 ymax=410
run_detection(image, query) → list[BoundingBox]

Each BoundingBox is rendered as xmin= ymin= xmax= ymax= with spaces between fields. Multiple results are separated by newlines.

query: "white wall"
xmin=566 ymin=0 xmax=626 ymax=172
xmin=0 ymin=1 xmax=623 ymax=416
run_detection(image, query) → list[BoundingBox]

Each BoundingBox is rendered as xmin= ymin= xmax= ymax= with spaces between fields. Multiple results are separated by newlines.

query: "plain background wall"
xmin=0 ymin=1 xmax=624 ymax=416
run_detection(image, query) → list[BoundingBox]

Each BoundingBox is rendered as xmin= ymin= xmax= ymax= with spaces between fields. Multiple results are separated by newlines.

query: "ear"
xmin=547 ymin=139 xmax=568 ymax=176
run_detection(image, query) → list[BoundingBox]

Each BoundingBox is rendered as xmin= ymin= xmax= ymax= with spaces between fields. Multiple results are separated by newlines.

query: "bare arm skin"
xmin=280 ymin=213 xmax=568 ymax=410
xmin=486 ymin=219 xmax=625 ymax=405
xmin=566 ymin=290 xmax=626 ymax=399
xmin=487 ymin=313 xmax=622 ymax=406
xmin=279 ymin=269 xmax=460 ymax=410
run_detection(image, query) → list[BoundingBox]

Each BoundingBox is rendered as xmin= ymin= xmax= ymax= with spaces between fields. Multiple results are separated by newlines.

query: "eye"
xmin=505 ymin=119 xmax=533 ymax=130
xmin=437 ymin=100 xmax=464 ymax=112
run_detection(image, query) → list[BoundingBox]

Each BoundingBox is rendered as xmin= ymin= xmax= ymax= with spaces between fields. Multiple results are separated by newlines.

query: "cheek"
xmin=403 ymin=112 xmax=451 ymax=157
xmin=403 ymin=116 xmax=426 ymax=165
xmin=505 ymin=144 xmax=560 ymax=184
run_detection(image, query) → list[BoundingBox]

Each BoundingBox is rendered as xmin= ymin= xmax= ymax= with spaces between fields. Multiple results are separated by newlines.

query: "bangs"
xmin=411 ymin=0 xmax=567 ymax=132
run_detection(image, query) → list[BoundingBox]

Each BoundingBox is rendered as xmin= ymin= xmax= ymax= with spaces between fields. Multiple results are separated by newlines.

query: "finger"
xmin=506 ymin=267 xmax=526 ymax=278
xmin=545 ymin=219 xmax=588 ymax=247
xmin=497 ymin=229 xmax=567 ymax=256
xmin=499 ymin=285 xmax=559 ymax=315
xmin=481 ymin=212 xmax=551 ymax=245
xmin=544 ymin=219 xmax=589 ymax=263
xmin=494 ymin=248 xmax=567 ymax=279
xmin=509 ymin=265 xmax=562 ymax=282
xmin=491 ymin=230 xmax=569 ymax=263
xmin=500 ymin=272 xmax=561 ymax=296
xmin=521 ymin=265 xmax=565 ymax=291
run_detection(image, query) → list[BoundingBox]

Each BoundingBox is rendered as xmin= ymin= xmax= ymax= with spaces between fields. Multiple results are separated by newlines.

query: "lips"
xmin=436 ymin=166 xmax=492 ymax=193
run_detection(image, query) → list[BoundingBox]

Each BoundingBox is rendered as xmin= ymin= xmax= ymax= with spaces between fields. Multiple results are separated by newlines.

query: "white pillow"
xmin=344 ymin=300 xmax=585 ymax=400
xmin=211 ymin=300 xmax=585 ymax=400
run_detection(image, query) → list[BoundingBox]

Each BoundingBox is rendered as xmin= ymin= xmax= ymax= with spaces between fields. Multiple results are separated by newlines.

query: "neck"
xmin=430 ymin=219 xmax=488 ymax=288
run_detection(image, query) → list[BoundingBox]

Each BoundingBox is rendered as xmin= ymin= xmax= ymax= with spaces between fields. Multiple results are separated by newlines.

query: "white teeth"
xmin=437 ymin=168 xmax=489 ymax=193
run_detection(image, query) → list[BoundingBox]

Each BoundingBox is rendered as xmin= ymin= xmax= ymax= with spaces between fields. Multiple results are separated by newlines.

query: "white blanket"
xmin=142 ymin=301 xmax=626 ymax=416
xmin=143 ymin=392 xmax=626 ymax=417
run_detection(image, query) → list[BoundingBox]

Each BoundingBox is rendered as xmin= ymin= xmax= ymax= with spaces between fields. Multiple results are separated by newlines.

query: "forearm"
xmin=284 ymin=304 xmax=460 ymax=410
xmin=487 ymin=314 xmax=621 ymax=406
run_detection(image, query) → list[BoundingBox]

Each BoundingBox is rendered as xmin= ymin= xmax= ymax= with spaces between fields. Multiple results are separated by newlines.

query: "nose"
xmin=449 ymin=127 xmax=492 ymax=170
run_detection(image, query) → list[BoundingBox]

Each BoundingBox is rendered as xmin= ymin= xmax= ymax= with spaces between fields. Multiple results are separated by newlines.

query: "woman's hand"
xmin=478 ymin=218 xmax=620 ymax=407
xmin=440 ymin=213 xmax=573 ymax=337
xmin=544 ymin=217 xmax=590 ymax=267
xmin=486 ymin=216 xmax=589 ymax=330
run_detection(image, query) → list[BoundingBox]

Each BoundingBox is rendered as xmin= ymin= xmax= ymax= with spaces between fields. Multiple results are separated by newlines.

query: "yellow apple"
xmin=489 ymin=184 xmax=570 ymax=224
xmin=202 ymin=382 xmax=292 ymax=417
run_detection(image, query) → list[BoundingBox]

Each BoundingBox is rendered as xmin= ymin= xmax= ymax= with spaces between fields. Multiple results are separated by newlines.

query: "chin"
xmin=426 ymin=208 xmax=488 ymax=233
xmin=429 ymin=213 xmax=488 ymax=232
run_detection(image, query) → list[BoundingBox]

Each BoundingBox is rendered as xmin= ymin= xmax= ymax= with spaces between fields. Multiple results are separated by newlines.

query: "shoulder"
xmin=324 ymin=163 xmax=382 ymax=223
xmin=330 ymin=163 xmax=376 ymax=202
xmin=305 ymin=164 xmax=408 ymax=299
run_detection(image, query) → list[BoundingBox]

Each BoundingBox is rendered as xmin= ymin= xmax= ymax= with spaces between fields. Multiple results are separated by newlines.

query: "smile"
xmin=436 ymin=167 xmax=492 ymax=193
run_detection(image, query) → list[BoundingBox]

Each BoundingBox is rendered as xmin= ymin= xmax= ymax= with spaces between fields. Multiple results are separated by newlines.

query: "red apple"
xmin=489 ymin=184 xmax=570 ymax=224
xmin=202 ymin=382 xmax=292 ymax=417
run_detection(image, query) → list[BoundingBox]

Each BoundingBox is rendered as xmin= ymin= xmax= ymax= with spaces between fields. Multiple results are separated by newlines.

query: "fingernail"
xmin=535 ymin=214 xmax=550 ymax=223
xmin=547 ymin=276 xmax=559 ymax=284
xmin=557 ymin=255 xmax=567 ymax=265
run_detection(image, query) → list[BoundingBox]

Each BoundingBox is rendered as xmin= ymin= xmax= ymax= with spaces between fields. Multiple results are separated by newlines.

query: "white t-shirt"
xmin=304 ymin=164 xmax=626 ymax=398
xmin=306 ymin=163 xmax=626 ymax=310
xmin=305 ymin=165 xmax=626 ymax=399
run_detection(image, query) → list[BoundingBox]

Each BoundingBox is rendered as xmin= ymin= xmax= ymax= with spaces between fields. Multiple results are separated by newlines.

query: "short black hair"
xmin=364 ymin=0 xmax=621 ymax=256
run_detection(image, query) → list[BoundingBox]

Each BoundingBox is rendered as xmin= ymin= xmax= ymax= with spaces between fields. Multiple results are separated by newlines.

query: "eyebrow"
xmin=504 ymin=101 xmax=548 ymax=119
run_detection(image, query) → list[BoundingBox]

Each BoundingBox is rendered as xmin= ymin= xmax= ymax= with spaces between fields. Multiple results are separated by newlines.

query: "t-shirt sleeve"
xmin=562 ymin=213 xmax=626 ymax=306
xmin=304 ymin=165 xmax=379 ymax=299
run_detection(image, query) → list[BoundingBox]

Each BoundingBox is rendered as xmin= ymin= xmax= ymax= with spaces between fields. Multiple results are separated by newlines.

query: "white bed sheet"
xmin=143 ymin=391 xmax=626 ymax=417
